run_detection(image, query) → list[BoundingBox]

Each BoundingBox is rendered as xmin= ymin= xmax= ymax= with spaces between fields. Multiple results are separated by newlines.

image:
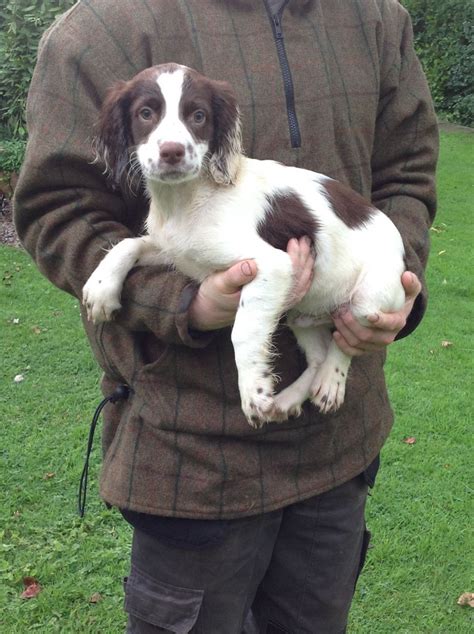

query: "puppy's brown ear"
xmin=208 ymin=80 xmax=242 ymax=185
xmin=94 ymin=80 xmax=132 ymax=186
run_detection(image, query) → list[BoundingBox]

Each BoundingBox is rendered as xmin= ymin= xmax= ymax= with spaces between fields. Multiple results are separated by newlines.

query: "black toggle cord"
xmin=78 ymin=384 xmax=130 ymax=517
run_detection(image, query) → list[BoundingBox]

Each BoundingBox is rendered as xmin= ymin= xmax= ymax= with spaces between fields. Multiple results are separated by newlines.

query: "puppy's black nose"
xmin=160 ymin=142 xmax=185 ymax=165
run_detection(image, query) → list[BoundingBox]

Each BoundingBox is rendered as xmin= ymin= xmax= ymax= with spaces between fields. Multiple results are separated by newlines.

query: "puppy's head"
xmin=96 ymin=63 xmax=242 ymax=187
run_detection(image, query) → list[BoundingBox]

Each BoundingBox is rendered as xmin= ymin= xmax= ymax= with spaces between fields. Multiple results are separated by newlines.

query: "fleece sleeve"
xmin=371 ymin=3 xmax=439 ymax=339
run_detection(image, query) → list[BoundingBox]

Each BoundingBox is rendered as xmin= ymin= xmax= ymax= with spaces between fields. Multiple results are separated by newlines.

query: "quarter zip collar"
xmin=263 ymin=0 xmax=301 ymax=148
xmin=266 ymin=0 xmax=290 ymax=15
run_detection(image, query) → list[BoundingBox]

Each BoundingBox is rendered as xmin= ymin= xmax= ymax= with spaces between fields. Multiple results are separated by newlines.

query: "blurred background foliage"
xmin=0 ymin=0 xmax=473 ymax=172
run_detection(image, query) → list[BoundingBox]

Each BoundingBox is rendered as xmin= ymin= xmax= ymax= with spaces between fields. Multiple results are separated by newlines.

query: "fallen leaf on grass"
xmin=402 ymin=437 xmax=416 ymax=445
xmin=89 ymin=592 xmax=103 ymax=604
xmin=457 ymin=592 xmax=474 ymax=608
xmin=441 ymin=340 xmax=453 ymax=348
xmin=43 ymin=472 xmax=56 ymax=480
xmin=20 ymin=577 xmax=42 ymax=599
xmin=31 ymin=325 xmax=42 ymax=335
xmin=430 ymin=223 xmax=448 ymax=234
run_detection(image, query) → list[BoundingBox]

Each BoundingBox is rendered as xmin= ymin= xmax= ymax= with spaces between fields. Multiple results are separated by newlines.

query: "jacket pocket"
xmin=124 ymin=566 xmax=204 ymax=633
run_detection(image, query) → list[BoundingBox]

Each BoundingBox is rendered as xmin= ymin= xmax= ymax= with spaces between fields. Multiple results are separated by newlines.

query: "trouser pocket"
xmin=124 ymin=566 xmax=204 ymax=633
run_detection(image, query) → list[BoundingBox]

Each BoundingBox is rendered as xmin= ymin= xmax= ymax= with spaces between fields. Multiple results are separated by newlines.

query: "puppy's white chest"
xmin=148 ymin=218 xmax=220 ymax=281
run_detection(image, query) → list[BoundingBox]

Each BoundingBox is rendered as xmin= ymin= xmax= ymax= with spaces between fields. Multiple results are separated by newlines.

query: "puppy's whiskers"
xmin=126 ymin=151 xmax=144 ymax=195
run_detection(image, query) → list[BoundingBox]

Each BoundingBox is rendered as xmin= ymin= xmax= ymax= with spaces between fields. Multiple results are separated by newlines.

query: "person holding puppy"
xmin=14 ymin=1 xmax=437 ymax=632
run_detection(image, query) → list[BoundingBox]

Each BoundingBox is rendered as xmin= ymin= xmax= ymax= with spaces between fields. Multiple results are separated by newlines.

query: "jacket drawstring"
xmin=78 ymin=384 xmax=130 ymax=517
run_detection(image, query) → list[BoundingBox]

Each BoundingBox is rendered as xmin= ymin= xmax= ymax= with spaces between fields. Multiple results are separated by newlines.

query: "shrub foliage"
xmin=0 ymin=0 xmax=472 ymax=155
xmin=0 ymin=0 xmax=76 ymax=140
xmin=403 ymin=0 xmax=474 ymax=126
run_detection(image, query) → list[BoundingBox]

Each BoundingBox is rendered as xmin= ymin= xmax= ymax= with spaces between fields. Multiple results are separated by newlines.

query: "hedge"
xmin=0 ymin=0 xmax=472 ymax=172
xmin=0 ymin=0 xmax=76 ymax=140
xmin=403 ymin=0 xmax=474 ymax=126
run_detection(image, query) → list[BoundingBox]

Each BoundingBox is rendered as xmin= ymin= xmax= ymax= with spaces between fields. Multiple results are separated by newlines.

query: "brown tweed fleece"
xmin=13 ymin=0 xmax=438 ymax=519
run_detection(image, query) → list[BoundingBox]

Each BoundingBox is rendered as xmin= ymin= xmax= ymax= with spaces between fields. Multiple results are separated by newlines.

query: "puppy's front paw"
xmin=82 ymin=275 xmax=122 ymax=324
xmin=240 ymin=376 xmax=276 ymax=428
xmin=310 ymin=367 xmax=347 ymax=414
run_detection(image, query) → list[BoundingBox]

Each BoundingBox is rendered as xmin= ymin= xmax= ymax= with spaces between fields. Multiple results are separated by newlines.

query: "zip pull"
xmin=273 ymin=14 xmax=283 ymax=39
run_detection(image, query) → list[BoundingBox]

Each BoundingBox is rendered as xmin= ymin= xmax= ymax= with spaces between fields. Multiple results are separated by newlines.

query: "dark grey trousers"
xmin=124 ymin=475 xmax=370 ymax=634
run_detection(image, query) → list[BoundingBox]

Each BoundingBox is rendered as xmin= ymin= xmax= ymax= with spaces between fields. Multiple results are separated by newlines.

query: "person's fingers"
xmin=365 ymin=310 xmax=406 ymax=333
xmin=214 ymin=260 xmax=257 ymax=294
xmin=365 ymin=271 xmax=421 ymax=331
xmin=332 ymin=331 xmax=365 ymax=356
xmin=332 ymin=314 xmax=367 ymax=348
xmin=286 ymin=236 xmax=315 ymax=305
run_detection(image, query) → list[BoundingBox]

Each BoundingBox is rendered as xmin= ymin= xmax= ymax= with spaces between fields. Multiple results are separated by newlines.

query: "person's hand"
xmin=189 ymin=236 xmax=315 ymax=331
xmin=332 ymin=271 xmax=422 ymax=356
xmin=189 ymin=260 xmax=258 ymax=331
xmin=284 ymin=236 xmax=315 ymax=309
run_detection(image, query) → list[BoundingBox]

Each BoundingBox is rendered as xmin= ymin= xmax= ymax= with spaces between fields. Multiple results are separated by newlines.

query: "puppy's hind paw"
xmin=269 ymin=395 xmax=303 ymax=423
xmin=310 ymin=371 xmax=346 ymax=414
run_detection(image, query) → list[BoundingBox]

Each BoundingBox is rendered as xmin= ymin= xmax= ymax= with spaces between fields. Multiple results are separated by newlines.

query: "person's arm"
xmin=13 ymin=9 xmax=209 ymax=348
xmin=14 ymin=10 xmax=315 ymax=346
xmin=333 ymin=3 xmax=438 ymax=356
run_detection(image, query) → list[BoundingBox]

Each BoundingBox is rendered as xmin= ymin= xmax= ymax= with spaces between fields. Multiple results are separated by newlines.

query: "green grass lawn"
xmin=1 ymin=129 xmax=472 ymax=632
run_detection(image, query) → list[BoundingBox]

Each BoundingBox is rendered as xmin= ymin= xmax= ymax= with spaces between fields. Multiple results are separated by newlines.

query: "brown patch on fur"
xmin=180 ymin=70 xmax=215 ymax=145
xmin=258 ymin=191 xmax=319 ymax=252
xmin=323 ymin=178 xmax=375 ymax=228
xmin=97 ymin=67 xmax=168 ymax=184
xmin=181 ymin=68 xmax=241 ymax=184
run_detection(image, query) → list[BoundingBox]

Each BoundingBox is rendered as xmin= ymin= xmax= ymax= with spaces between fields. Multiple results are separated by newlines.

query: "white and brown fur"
xmin=83 ymin=63 xmax=406 ymax=427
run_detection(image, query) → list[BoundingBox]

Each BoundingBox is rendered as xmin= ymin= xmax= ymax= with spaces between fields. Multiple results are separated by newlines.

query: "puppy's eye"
xmin=139 ymin=107 xmax=153 ymax=121
xmin=193 ymin=110 xmax=206 ymax=124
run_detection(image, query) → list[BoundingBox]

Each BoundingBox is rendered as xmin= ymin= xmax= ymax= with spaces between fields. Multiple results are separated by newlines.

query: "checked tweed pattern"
xmin=14 ymin=0 xmax=438 ymax=519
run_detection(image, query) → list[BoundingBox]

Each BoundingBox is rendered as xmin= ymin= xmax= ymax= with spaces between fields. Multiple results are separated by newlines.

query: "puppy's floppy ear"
xmin=94 ymin=80 xmax=132 ymax=186
xmin=208 ymin=80 xmax=242 ymax=185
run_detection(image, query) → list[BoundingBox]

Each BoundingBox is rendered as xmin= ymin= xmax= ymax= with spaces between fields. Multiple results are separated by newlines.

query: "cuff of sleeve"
xmin=175 ymin=282 xmax=215 ymax=348
xmin=394 ymin=244 xmax=428 ymax=340
xmin=394 ymin=288 xmax=427 ymax=340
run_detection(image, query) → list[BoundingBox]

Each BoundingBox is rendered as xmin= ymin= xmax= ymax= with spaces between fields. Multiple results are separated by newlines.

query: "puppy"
xmin=83 ymin=63 xmax=405 ymax=427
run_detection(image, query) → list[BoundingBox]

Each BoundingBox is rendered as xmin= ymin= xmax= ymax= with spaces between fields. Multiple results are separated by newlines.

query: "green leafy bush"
xmin=0 ymin=0 xmax=472 ymax=147
xmin=0 ymin=0 xmax=76 ymax=139
xmin=403 ymin=0 xmax=474 ymax=126
xmin=0 ymin=138 xmax=26 ymax=173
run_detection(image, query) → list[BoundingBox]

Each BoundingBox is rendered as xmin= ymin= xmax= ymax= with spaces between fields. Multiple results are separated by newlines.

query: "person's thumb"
xmin=401 ymin=271 xmax=422 ymax=299
xmin=218 ymin=260 xmax=257 ymax=294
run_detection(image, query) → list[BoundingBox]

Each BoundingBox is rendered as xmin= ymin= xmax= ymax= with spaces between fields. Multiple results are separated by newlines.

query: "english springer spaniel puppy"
xmin=83 ymin=63 xmax=405 ymax=427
